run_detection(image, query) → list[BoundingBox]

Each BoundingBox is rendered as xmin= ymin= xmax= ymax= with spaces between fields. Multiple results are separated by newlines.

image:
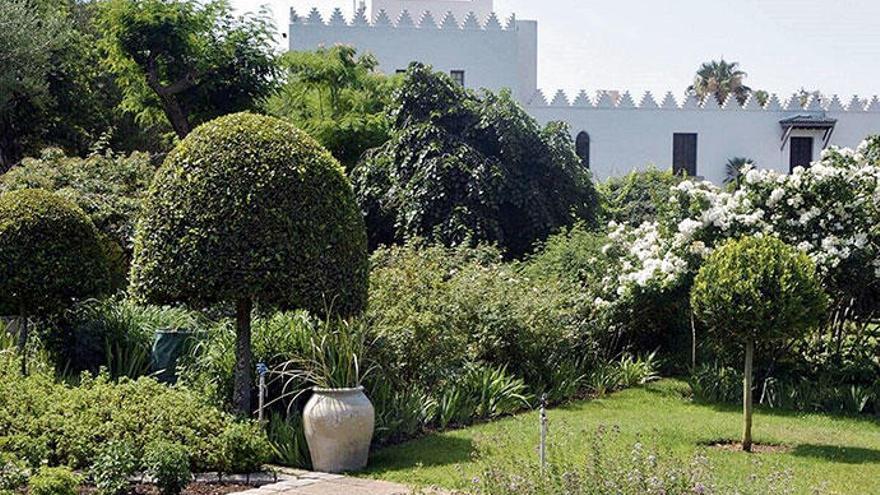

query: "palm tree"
xmin=688 ymin=60 xmax=752 ymax=105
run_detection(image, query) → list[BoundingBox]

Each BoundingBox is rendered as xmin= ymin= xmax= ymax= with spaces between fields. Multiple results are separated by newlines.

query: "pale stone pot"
xmin=303 ymin=386 xmax=375 ymax=473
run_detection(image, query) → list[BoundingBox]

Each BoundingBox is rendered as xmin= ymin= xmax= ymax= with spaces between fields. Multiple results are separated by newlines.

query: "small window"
xmin=790 ymin=137 xmax=814 ymax=172
xmin=673 ymin=133 xmax=698 ymax=176
xmin=395 ymin=69 xmax=407 ymax=74
xmin=450 ymin=70 xmax=465 ymax=86
xmin=576 ymin=131 xmax=590 ymax=169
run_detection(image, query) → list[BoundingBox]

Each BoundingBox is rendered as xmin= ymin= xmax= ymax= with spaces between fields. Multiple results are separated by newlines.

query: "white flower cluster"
xmin=602 ymin=136 xmax=880 ymax=304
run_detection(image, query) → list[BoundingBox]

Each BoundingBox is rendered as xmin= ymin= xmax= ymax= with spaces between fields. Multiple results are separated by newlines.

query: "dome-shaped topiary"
xmin=691 ymin=235 xmax=827 ymax=451
xmin=0 ymin=189 xmax=110 ymax=316
xmin=129 ymin=112 xmax=368 ymax=414
xmin=0 ymin=189 xmax=110 ymax=373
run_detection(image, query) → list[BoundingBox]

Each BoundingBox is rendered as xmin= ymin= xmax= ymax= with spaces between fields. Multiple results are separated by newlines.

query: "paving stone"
xmin=273 ymin=479 xmax=318 ymax=488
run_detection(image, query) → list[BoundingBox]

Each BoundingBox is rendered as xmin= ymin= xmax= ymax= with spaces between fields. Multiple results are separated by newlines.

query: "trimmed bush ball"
xmin=130 ymin=112 xmax=368 ymax=414
xmin=28 ymin=467 xmax=81 ymax=495
xmin=691 ymin=235 xmax=827 ymax=451
xmin=0 ymin=189 xmax=109 ymax=373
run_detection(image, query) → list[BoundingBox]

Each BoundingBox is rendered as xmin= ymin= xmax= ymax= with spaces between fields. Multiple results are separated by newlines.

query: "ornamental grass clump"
xmin=130 ymin=112 xmax=368 ymax=415
xmin=691 ymin=236 xmax=827 ymax=451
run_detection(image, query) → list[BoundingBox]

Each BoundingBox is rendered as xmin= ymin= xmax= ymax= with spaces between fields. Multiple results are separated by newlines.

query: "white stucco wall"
xmin=289 ymin=9 xmax=535 ymax=101
xmin=527 ymin=92 xmax=880 ymax=184
xmin=370 ymin=0 xmax=493 ymax=24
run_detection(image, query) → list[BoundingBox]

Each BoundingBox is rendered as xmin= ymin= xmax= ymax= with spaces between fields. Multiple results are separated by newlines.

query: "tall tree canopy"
xmin=688 ymin=59 xmax=753 ymax=105
xmin=265 ymin=45 xmax=399 ymax=169
xmin=98 ymin=0 xmax=278 ymax=139
xmin=0 ymin=0 xmax=166 ymax=170
xmin=353 ymin=63 xmax=600 ymax=258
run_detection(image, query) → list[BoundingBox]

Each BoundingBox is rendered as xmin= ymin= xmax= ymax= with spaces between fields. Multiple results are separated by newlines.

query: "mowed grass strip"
xmin=362 ymin=380 xmax=880 ymax=494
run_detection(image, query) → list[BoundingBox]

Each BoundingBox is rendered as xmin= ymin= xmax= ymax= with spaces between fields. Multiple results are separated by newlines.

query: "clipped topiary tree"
xmin=0 ymin=189 xmax=110 ymax=373
xmin=691 ymin=236 xmax=827 ymax=451
xmin=129 ymin=112 xmax=368 ymax=415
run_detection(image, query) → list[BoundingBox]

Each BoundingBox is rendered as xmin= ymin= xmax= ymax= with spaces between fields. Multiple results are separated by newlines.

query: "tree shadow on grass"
xmin=363 ymin=434 xmax=476 ymax=474
xmin=791 ymin=444 xmax=880 ymax=464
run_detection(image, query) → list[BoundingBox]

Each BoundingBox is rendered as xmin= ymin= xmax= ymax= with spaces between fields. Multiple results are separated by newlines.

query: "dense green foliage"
xmin=0 ymin=0 xmax=162 ymax=170
xmin=0 ymin=148 xmax=155 ymax=260
xmin=366 ymin=242 xmax=598 ymax=396
xmin=598 ymin=167 xmax=683 ymax=226
xmin=266 ymin=46 xmax=399 ymax=169
xmin=97 ymin=0 xmax=277 ymax=139
xmin=142 ymin=441 xmax=190 ymax=495
xmin=0 ymin=353 xmax=270 ymax=472
xmin=0 ymin=189 xmax=109 ymax=316
xmin=354 ymin=63 xmax=600 ymax=257
xmin=28 ymin=467 xmax=80 ymax=495
xmin=691 ymin=236 xmax=827 ymax=344
xmin=130 ymin=112 xmax=368 ymax=315
xmin=90 ymin=441 xmax=137 ymax=495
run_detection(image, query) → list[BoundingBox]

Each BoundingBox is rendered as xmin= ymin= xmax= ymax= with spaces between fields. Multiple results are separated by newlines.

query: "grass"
xmin=362 ymin=379 xmax=880 ymax=494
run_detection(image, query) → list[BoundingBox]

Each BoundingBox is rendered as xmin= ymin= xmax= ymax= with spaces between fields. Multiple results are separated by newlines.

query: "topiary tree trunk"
xmin=742 ymin=339 xmax=754 ymax=452
xmin=232 ymin=297 xmax=254 ymax=416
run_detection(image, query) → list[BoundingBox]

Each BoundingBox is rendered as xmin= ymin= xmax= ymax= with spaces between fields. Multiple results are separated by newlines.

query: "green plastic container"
xmin=151 ymin=330 xmax=194 ymax=384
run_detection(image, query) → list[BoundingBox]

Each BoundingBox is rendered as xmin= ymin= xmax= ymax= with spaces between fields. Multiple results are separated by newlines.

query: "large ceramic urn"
xmin=302 ymin=386 xmax=375 ymax=473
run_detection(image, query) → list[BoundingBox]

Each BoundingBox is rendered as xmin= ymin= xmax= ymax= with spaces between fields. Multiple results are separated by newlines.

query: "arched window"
xmin=576 ymin=131 xmax=590 ymax=169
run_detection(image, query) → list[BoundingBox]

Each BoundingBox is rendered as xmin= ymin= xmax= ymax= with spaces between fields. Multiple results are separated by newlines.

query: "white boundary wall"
xmin=527 ymin=91 xmax=880 ymax=183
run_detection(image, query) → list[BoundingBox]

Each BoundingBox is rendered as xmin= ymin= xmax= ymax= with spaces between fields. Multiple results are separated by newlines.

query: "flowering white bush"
xmin=600 ymin=136 xmax=880 ymax=324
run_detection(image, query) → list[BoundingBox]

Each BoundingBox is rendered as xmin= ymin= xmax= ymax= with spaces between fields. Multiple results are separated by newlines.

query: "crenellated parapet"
xmin=290 ymin=6 xmax=518 ymax=31
xmin=527 ymin=89 xmax=880 ymax=112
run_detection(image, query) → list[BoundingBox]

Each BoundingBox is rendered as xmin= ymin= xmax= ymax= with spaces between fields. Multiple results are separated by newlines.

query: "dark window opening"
xmin=790 ymin=137 xmax=814 ymax=172
xmin=576 ymin=131 xmax=591 ymax=169
xmin=673 ymin=133 xmax=698 ymax=176
xmin=395 ymin=69 xmax=407 ymax=74
xmin=450 ymin=70 xmax=465 ymax=86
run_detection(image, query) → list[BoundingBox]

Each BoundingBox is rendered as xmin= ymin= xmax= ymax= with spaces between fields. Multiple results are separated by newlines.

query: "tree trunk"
xmin=0 ymin=126 xmax=19 ymax=173
xmin=17 ymin=310 xmax=28 ymax=376
xmin=232 ymin=297 xmax=254 ymax=416
xmin=159 ymin=94 xmax=193 ymax=139
xmin=690 ymin=311 xmax=697 ymax=369
xmin=742 ymin=339 xmax=754 ymax=452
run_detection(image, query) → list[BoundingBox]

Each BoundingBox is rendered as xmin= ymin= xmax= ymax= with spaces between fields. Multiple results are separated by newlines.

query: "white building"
xmin=289 ymin=0 xmax=880 ymax=183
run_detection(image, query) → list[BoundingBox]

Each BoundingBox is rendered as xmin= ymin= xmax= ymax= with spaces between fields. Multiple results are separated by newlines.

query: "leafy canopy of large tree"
xmin=0 ymin=0 xmax=167 ymax=170
xmin=130 ymin=112 xmax=368 ymax=415
xmin=98 ymin=0 xmax=278 ymax=139
xmin=353 ymin=63 xmax=600 ymax=258
xmin=691 ymin=236 xmax=827 ymax=452
xmin=266 ymin=45 xmax=400 ymax=169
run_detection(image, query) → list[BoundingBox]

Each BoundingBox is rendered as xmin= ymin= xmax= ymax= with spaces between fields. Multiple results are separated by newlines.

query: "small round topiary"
xmin=130 ymin=112 xmax=369 ymax=414
xmin=0 ymin=189 xmax=109 ymax=372
xmin=691 ymin=235 xmax=827 ymax=452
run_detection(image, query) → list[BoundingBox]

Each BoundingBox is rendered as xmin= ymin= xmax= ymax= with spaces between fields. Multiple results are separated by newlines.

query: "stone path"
xmin=230 ymin=468 xmax=434 ymax=495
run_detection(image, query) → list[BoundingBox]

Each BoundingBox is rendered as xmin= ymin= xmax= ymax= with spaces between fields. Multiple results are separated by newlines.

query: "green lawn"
xmin=362 ymin=380 xmax=880 ymax=494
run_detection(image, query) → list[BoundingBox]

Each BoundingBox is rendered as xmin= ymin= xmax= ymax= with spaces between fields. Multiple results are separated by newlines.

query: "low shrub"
xmin=90 ymin=440 xmax=137 ymax=495
xmin=28 ymin=467 xmax=81 ymax=495
xmin=143 ymin=441 xmax=190 ymax=495
xmin=0 ymin=353 xmax=270 ymax=472
xmin=598 ymin=167 xmax=683 ymax=226
xmin=213 ymin=422 xmax=273 ymax=474
xmin=0 ymin=453 xmax=28 ymax=491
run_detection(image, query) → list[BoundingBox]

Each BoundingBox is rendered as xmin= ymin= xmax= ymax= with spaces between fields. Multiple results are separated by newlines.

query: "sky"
xmin=230 ymin=0 xmax=880 ymax=100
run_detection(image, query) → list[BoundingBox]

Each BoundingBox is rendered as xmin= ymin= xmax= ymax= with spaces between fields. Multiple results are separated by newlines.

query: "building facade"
xmin=289 ymin=0 xmax=880 ymax=183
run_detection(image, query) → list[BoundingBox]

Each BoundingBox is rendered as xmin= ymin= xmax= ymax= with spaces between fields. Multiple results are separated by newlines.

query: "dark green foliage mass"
xmin=354 ymin=63 xmax=599 ymax=258
xmin=0 ymin=189 xmax=109 ymax=316
xmin=129 ymin=112 xmax=368 ymax=316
